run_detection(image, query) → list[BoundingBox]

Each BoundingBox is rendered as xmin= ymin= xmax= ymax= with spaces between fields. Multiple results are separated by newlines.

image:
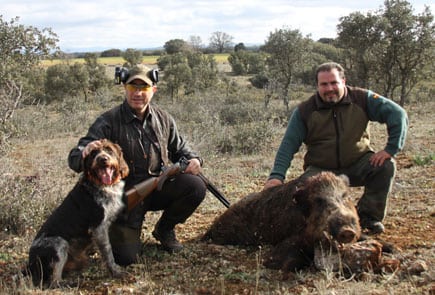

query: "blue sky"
xmin=1 ymin=0 xmax=433 ymax=52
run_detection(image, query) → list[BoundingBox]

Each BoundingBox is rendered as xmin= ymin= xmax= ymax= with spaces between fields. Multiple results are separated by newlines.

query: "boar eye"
xmin=314 ymin=196 xmax=326 ymax=207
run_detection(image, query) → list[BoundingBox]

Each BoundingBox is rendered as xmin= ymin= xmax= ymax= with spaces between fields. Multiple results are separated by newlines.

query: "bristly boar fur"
xmin=202 ymin=172 xmax=361 ymax=271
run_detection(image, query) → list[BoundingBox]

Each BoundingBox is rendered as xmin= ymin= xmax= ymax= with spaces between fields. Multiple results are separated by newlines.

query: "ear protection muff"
xmin=114 ymin=66 xmax=159 ymax=85
xmin=150 ymin=69 xmax=159 ymax=84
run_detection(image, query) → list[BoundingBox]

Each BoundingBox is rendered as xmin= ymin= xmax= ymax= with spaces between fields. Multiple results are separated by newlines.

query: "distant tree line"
xmin=238 ymin=0 xmax=434 ymax=108
xmin=0 ymin=0 xmax=433 ymax=140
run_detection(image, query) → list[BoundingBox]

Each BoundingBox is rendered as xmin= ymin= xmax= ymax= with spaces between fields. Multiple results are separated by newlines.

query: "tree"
xmin=101 ymin=48 xmax=122 ymax=57
xmin=297 ymin=41 xmax=344 ymax=85
xmin=84 ymin=53 xmax=111 ymax=98
xmin=0 ymin=16 xmax=58 ymax=144
xmin=0 ymin=16 xmax=58 ymax=86
xmin=262 ymin=28 xmax=313 ymax=109
xmin=186 ymin=52 xmax=218 ymax=92
xmin=337 ymin=11 xmax=383 ymax=88
xmin=380 ymin=0 xmax=434 ymax=105
xmin=45 ymin=54 xmax=110 ymax=103
xmin=228 ymin=50 xmax=266 ymax=75
xmin=164 ymin=39 xmax=190 ymax=54
xmin=45 ymin=64 xmax=74 ymax=102
xmin=69 ymin=63 xmax=90 ymax=101
xmin=228 ymin=51 xmax=248 ymax=75
xmin=337 ymin=0 xmax=434 ymax=105
xmin=317 ymin=38 xmax=335 ymax=45
xmin=234 ymin=42 xmax=246 ymax=52
xmin=188 ymin=35 xmax=203 ymax=52
xmin=157 ymin=52 xmax=218 ymax=99
xmin=209 ymin=31 xmax=234 ymax=53
xmin=121 ymin=48 xmax=143 ymax=67
xmin=157 ymin=53 xmax=191 ymax=100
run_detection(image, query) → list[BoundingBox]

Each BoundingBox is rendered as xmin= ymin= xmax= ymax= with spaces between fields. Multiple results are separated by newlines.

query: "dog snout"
xmin=97 ymin=155 xmax=109 ymax=166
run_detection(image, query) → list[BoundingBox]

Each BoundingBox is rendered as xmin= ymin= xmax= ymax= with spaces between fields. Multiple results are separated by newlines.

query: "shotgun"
xmin=125 ymin=157 xmax=231 ymax=212
xmin=125 ymin=160 xmax=188 ymax=212
xmin=199 ymin=173 xmax=230 ymax=208
xmin=179 ymin=157 xmax=231 ymax=209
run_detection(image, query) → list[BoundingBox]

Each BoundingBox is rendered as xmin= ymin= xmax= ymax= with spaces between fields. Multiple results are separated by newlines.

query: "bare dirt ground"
xmin=0 ymin=101 xmax=433 ymax=294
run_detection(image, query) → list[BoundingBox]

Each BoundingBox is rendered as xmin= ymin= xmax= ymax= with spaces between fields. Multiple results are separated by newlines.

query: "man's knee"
xmin=112 ymin=243 xmax=142 ymax=266
xmin=109 ymin=224 xmax=142 ymax=266
xmin=180 ymin=173 xmax=207 ymax=205
xmin=379 ymin=158 xmax=396 ymax=178
xmin=192 ymin=175 xmax=207 ymax=203
xmin=368 ymin=157 xmax=396 ymax=190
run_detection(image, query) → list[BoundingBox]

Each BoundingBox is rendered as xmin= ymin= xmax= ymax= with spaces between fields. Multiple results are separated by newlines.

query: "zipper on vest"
xmin=333 ymin=110 xmax=342 ymax=168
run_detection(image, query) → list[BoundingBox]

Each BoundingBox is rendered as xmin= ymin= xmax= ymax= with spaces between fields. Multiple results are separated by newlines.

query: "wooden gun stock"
xmin=125 ymin=157 xmax=231 ymax=212
xmin=125 ymin=177 xmax=159 ymax=211
xmin=125 ymin=162 xmax=186 ymax=212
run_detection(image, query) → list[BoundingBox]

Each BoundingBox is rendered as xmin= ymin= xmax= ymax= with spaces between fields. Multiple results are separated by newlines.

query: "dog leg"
xmin=49 ymin=237 xmax=69 ymax=288
xmin=93 ymin=224 xmax=125 ymax=277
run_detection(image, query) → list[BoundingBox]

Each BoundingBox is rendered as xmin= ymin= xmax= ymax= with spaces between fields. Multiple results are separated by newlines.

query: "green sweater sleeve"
xmin=366 ymin=91 xmax=408 ymax=156
xmin=269 ymin=108 xmax=306 ymax=181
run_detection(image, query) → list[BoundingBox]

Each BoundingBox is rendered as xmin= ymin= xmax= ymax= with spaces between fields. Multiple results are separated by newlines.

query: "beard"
xmin=321 ymin=90 xmax=342 ymax=104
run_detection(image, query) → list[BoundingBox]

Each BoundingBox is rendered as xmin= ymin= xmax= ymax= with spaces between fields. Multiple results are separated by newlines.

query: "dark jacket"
xmin=68 ymin=100 xmax=201 ymax=190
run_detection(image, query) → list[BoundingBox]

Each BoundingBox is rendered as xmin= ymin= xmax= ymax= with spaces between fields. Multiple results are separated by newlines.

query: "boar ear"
xmin=293 ymin=186 xmax=311 ymax=216
xmin=337 ymin=174 xmax=350 ymax=186
xmin=293 ymin=186 xmax=306 ymax=204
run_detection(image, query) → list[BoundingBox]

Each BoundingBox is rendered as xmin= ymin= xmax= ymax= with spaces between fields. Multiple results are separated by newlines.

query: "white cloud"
xmin=1 ymin=0 xmax=433 ymax=51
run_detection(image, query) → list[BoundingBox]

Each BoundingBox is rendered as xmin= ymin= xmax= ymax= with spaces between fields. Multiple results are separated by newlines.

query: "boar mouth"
xmin=322 ymin=229 xmax=358 ymax=246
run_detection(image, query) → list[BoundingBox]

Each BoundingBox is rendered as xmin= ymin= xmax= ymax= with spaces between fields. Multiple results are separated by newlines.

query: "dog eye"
xmin=104 ymin=148 xmax=115 ymax=155
xmin=89 ymin=150 xmax=99 ymax=156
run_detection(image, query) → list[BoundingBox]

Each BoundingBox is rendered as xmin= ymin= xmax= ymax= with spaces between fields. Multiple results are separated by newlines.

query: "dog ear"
xmin=113 ymin=143 xmax=129 ymax=179
xmin=119 ymin=156 xmax=129 ymax=179
xmin=82 ymin=151 xmax=93 ymax=174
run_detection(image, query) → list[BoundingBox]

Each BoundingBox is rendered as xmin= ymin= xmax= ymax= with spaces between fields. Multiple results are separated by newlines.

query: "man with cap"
xmin=68 ymin=64 xmax=206 ymax=265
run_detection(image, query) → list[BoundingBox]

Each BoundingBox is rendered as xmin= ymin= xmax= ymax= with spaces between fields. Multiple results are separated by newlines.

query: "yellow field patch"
xmin=41 ymin=53 xmax=229 ymax=67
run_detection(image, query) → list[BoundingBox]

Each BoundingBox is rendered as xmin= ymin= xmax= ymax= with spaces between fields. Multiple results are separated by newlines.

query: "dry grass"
xmin=0 ymin=89 xmax=433 ymax=294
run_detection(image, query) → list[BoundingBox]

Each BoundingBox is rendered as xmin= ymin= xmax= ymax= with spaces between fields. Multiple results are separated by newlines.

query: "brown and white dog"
xmin=28 ymin=139 xmax=129 ymax=288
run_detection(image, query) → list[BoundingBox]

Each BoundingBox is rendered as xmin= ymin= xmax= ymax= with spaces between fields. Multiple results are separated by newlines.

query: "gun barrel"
xmin=198 ymin=173 xmax=230 ymax=208
xmin=124 ymin=158 xmax=229 ymax=212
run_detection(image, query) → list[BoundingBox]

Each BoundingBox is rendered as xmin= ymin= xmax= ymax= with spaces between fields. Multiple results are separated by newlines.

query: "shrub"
xmin=0 ymin=174 xmax=62 ymax=235
xmin=413 ymin=154 xmax=434 ymax=166
xmin=215 ymin=121 xmax=274 ymax=155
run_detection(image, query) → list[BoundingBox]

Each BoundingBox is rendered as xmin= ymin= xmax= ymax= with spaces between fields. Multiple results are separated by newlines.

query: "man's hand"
xmin=184 ymin=158 xmax=201 ymax=175
xmin=263 ymin=178 xmax=283 ymax=190
xmin=369 ymin=150 xmax=392 ymax=167
xmin=82 ymin=140 xmax=103 ymax=158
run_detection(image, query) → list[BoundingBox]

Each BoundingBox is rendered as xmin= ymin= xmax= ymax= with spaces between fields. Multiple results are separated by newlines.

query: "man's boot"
xmin=152 ymin=220 xmax=183 ymax=253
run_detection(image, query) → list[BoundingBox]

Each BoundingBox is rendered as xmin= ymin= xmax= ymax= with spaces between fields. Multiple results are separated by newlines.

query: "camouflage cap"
xmin=126 ymin=64 xmax=154 ymax=86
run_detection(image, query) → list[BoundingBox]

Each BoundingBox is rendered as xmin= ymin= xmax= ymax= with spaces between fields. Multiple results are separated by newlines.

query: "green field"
xmin=42 ymin=53 xmax=229 ymax=67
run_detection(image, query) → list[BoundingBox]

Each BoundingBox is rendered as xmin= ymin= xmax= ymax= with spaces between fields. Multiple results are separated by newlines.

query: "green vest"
xmin=298 ymin=87 xmax=372 ymax=169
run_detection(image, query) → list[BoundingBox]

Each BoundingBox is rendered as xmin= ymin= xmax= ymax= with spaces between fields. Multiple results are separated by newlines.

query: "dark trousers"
xmin=300 ymin=152 xmax=396 ymax=223
xmin=109 ymin=173 xmax=206 ymax=266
